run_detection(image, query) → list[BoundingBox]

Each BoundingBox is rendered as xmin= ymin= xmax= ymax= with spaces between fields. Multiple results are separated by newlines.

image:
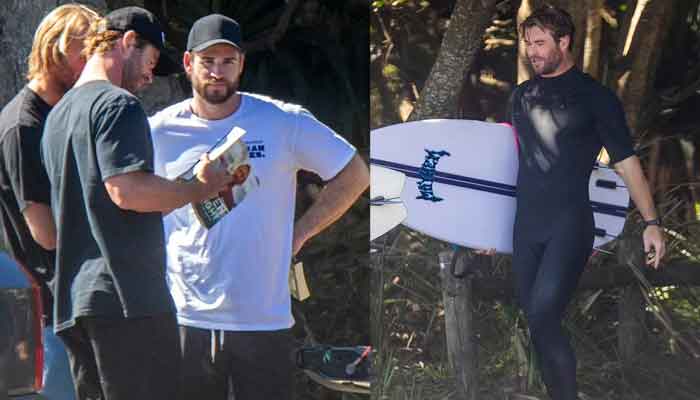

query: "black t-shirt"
xmin=41 ymin=80 xmax=174 ymax=332
xmin=509 ymin=67 xmax=635 ymax=223
xmin=0 ymin=87 xmax=55 ymax=318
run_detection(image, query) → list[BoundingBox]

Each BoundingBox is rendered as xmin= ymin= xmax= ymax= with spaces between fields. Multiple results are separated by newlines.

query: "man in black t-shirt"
xmin=510 ymin=6 xmax=665 ymax=400
xmin=0 ymin=5 xmax=99 ymax=398
xmin=40 ymin=7 xmax=233 ymax=400
xmin=0 ymin=4 xmax=98 ymax=323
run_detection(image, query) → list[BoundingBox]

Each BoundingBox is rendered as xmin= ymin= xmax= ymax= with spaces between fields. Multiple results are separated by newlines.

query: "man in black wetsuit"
xmin=509 ymin=6 xmax=665 ymax=400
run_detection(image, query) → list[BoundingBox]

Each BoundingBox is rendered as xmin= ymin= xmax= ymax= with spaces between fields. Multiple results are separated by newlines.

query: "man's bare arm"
xmin=614 ymin=155 xmax=665 ymax=268
xmin=105 ymin=155 xmax=233 ymax=213
xmin=292 ymin=153 xmax=369 ymax=255
xmin=22 ymin=202 xmax=56 ymax=250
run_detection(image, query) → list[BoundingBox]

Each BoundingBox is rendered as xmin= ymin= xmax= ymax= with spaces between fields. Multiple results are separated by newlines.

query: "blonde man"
xmin=0 ymin=4 xmax=98 ymax=397
xmin=40 ymin=7 xmax=232 ymax=400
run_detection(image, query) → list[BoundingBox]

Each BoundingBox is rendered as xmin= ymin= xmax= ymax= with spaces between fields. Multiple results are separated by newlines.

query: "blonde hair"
xmin=26 ymin=4 xmax=100 ymax=81
xmin=82 ymin=23 xmax=122 ymax=58
xmin=82 ymin=17 xmax=149 ymax=58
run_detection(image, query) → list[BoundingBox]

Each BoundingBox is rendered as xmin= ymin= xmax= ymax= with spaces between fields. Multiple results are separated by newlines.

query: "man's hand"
xmin=643 ymin=225 xmax=665 ymax=269
xmin=106 ymin=157 xmax=234 ymax=213
xmin=614 ymin=156 xmax=665 ymax=269
xmin=474 ymin=248 xmax=496 ymax=256
xmin=195 ymin=154 xmax=234 ymax=199
xmin=292 ymin=229 xmax=309 ymax=257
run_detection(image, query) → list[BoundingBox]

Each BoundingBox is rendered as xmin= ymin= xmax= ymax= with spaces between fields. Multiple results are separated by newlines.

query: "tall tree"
xmin=410 ymin=0 xmax=501 ymax=120
xmin=582 ymin=0 xmax=604 ymax=78
xmin=611 ymin=0 xmax=677 ymax=136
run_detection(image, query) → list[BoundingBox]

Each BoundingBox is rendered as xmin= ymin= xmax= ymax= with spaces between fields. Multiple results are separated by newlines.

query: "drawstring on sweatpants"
xmin=210 ymin=329 xmax=225 ymax=363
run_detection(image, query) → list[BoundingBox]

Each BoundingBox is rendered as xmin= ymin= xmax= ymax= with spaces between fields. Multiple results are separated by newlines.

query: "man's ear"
xmin=121 ymin=30 xmax=138 ymax=55
xmin=559 ymin=34 xmax=571 ymax=51
xmin=237 ymin=53 xmax=246 ymax=76
xmin=183 ymin=51 xmax=196 ymax=75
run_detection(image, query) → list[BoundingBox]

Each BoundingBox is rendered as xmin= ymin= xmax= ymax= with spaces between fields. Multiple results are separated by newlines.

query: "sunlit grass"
xmin=372 ymin=208 xmax=700 ymax=399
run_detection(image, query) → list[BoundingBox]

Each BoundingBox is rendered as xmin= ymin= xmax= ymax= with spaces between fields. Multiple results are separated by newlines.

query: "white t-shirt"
xmin=149 ymin=93 xmax=356 ymax=331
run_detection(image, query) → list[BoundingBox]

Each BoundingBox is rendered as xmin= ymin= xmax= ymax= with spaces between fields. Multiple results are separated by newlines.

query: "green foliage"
xmin=382 ymin=64 xmax=400 ymax=79
xmin=370 ymin=0 xmax=455 ymax=126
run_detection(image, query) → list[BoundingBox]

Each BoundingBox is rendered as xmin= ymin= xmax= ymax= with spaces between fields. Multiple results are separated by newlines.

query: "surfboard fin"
xmin=296 ymin=345 xmax=372 ymax=394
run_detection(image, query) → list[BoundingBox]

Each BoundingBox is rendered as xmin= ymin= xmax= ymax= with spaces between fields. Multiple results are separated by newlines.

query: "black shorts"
xmin=58 ymin=313 xmax=180 ymax=400
xmin=178 ymin=325 xmax=296 ymax=400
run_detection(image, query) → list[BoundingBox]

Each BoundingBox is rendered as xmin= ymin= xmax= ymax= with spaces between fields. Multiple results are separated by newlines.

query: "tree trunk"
xmin=370 ymin=228 xmax=401 ymax=399
xmin=582 ymin=0 xmax=603 ymax=78
xmin=439 ymin=250 xmax=478 ymax=400
xmin=611 ymin=0 xmax=676 ymax=137
xmin=370 ymin=256 xmax=384 ymax=400
xmin=618 ymin=285 xmax=648 ymax=361
xmin=608 ymin=2 xmax=676 ymax=361
xmin=410 ymin=0 xmax=500 ymax=120
xmin=615 ymin=231 xmax=651 ymax=363
xmin=562 ymin=1 xmax=588 ymax=67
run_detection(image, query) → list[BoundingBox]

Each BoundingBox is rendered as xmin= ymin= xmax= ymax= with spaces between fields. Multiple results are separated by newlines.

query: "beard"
xmin=122 ymin=52 xmax=148 ymax=94
xmin=192 ymin=75 xmax=238 ymax=104
xmin=530 ymin=48 xmax=563 ymax=76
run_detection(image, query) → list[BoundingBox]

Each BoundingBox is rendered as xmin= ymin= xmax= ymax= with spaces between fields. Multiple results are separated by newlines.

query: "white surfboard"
xmin=370 ymin=119 xmax=629 ymax=253
xmin=370 ymin=165 xmax=407 ymax=241
xmin=589 ymin=164 xmax=629 ymax=244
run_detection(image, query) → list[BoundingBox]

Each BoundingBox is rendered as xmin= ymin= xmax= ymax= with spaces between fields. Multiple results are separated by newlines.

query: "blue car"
xmin=0 ymin=252 xmax=74 ymax=399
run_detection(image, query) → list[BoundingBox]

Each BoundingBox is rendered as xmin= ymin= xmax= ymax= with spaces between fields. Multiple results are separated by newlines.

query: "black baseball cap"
xmin=187 ymin=14 xmax=242 ymax=52
xmin=105 ymin=6 xmax=180 ymax=76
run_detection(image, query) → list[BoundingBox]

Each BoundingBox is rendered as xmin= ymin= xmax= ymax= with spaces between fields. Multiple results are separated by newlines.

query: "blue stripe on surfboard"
xmin=371 ymin=159 xmax=517 ymax=198
xmin=431 ymin=174 xmax=517 ymax=197
xmin=384 ymin=165 xmax=516 ymax=197
xmin=371 ymin=158 xmax=516 ymax=192
xmin=370 ymin=158 xmax=629 ymax=218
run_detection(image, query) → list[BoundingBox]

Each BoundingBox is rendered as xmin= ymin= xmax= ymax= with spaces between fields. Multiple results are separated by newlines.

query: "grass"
xmin=371 ymin=213 xmax=700 ymax=400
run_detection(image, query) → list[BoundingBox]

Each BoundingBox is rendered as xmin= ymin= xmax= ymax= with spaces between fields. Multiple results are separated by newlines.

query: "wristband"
xmin=642 ymin=218 xmax=661 ymax=229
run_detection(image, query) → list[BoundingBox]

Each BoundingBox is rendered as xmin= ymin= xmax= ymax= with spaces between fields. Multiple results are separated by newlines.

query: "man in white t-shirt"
xmin=149 ymin=14 xmax=369 ymax=400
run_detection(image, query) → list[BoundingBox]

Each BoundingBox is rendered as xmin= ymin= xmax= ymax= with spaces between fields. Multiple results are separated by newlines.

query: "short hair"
xmin=26 ymin=4 xmax=99 ymax=81
xmin=520 ymin=5 xmax=575 ymax=50
xmin=82 ymin=17 xmax=149 ymax=58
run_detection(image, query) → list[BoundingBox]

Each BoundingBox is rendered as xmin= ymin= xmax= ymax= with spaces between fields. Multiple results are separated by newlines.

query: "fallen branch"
xmin=472 ymin=260 xmax=700 ymax=299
